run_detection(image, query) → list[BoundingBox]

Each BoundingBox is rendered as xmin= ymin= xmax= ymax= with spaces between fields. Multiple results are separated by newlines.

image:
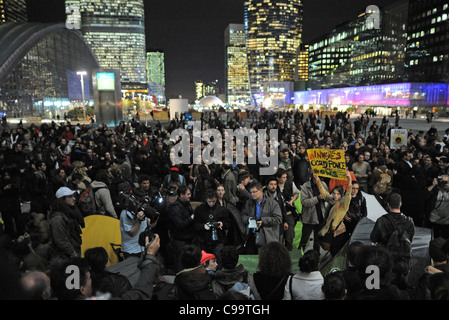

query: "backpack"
xmin=373 ymin=169 xmax=392 ymax=195
xmin=79 ymin=186 xmax=104 ymax=216
xmin=385 ymin=214 xmax=412 ymax=261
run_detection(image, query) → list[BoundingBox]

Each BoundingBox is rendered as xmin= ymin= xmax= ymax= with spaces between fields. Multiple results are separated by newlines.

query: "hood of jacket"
xmin=90 ymin=180 xmax=108 ymax=189
xmin=175 ymin=266 xmax=213 ymax=294
xmin=212 ymin=264 xmax=248 ymax=287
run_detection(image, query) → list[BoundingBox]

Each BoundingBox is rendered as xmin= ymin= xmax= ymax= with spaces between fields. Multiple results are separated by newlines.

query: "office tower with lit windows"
xmin=146 ymin=50 xmax=166 ymax=105
xmin=0 ymin=0 xmax=27 ymax=23
xmin=195 ymin=80 xmax=205 ymax=102
xmin=405 ymin=0 xmax=449 ymax=82
xmin=350 ymin=0 xmax=408 ymax=86
xmin=65 ymin=0 xmax=147 ymax=91
xmin=225 ymin=24 xmax=251 ymax=106
xmin=308 ymin=0 xmax=408 ymax=90
xmin=244 ymin=0 xmax=303 ymax=104
xmin=295 ymin=43 xmax=309 ymax=90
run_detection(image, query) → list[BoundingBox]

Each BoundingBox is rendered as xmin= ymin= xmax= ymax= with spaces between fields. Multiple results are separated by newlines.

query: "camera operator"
xmin=428 ymin=175 xmax=449 ymax=238
xmin=193 ymin=189 xmax=230 ymax=267
xmin=119 ymin=195 xmax=157 ymax=260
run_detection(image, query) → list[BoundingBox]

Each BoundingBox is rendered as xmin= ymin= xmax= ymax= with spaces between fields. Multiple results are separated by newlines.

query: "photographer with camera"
xmin=193 ymin=189 xmax=230 ymax=267
xmin=241 ymin=180 xmax=282 ymax=254
xmin=119 ymin=191 xmax=159 ymax=259
xmin=428 ymin=175 xmax=449 ymax=239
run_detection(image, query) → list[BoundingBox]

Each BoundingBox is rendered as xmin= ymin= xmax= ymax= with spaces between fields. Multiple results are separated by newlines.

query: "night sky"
xmin=26 ymin=0 xmax=394 ymax=102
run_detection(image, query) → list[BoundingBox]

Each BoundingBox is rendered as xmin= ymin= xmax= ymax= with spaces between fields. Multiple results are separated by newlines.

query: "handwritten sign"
xmin=307 ymin=148 xmax=347 ymax=180
xmin=390 ymin=129 xmax=408 ymax=150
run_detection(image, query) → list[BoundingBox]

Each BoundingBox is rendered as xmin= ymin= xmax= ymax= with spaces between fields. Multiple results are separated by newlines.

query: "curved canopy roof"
xmin=0 ymin=22 xmax=99 ymax=85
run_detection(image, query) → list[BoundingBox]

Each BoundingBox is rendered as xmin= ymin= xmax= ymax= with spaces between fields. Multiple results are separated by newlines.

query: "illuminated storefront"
xmin=293 ymin=82 xmax=449 ymax=113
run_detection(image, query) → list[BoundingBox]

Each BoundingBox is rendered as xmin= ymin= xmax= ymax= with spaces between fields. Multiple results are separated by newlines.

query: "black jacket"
xmin=193 ymin=202 xmax=230 ymax=247
xmin=169 ymin=266 xmax=216 ymax=300
xmin=370 ymin=212 xmax=415 ymax=246
xmin=168 ymin=199 xmax=195 ymax=241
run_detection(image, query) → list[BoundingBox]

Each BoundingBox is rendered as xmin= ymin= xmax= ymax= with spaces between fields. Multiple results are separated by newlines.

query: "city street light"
xmin=77 ymin=71 xmax=87 ymax=119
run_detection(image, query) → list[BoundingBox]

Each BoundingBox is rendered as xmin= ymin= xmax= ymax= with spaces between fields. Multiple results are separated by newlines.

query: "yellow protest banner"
xmin=307 ymin=148 xmax=347 ymax=180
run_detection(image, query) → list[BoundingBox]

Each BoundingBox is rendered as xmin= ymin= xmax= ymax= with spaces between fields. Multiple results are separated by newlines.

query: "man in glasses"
xmin=241 ymin=181 xmax=282 ymax=254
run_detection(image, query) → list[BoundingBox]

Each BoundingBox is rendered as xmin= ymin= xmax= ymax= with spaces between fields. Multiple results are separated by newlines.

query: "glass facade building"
xmin=405 ymin=0 xmax=449 ymax=83
xmin=244 ymin=0 xmax=303 ymax=98
xmin=308 ymin=0 xmax=408 ymax=90
xmin=0 ymin=0 xmax=27 ymax=23
xmin=0 ymin=22 xmax=100 ymax=118
xmin=146 ymin=50 xmax=166 ymax=105
xmin=66 ymin=1 xmax=147 ymax=91
xmin=225 ymin=24 xmax=251 ymax=106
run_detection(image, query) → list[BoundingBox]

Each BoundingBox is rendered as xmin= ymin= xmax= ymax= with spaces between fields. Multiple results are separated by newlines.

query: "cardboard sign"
xmin=307 ymin=148 xmax=347 ymax=180
xmin=390 ymin=129 xmax=408 ymax=149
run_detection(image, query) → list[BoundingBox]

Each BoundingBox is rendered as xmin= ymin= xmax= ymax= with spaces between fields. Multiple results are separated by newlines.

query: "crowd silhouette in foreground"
xmin=1 ymin=109 xmax=449 ymax=300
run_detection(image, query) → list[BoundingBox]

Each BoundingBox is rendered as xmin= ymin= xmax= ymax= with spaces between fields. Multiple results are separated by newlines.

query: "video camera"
xmin=118 ymin=191 xmax=161 ymax=221
xmin=118 ymin=191 xmax=161 ymax=248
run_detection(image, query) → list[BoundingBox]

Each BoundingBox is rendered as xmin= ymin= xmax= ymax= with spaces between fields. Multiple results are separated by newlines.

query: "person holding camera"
xmin=193 ymin=190 xmax=230 ymax=267
xmin=119 ymin=204 xmax=151 ymax=259
xmin=428 ymin=175 xmax=449 ymax=239
xmin=241 ymin=180 xmax=283 ymax=254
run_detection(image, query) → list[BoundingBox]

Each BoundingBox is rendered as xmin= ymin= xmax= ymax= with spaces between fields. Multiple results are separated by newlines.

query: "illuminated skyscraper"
xmin=195 ymin=80 xmax=205 ymax=102
xmin=0 ymin=0 xmax=27 ymax=23
xmin=405 ymin=0 xmax=449 ymax=82
xmin=146 ymin=50 xmax=166 ymax=104
xmin=244 ymin=0 xmax=303 ymax=101
xmin=65 ymin=1 xmax=147 ymax=91
xmin=295 ymin=43 xmax=308 ymax=91
xmin=225 ymin=24 xmax=250 ymax=106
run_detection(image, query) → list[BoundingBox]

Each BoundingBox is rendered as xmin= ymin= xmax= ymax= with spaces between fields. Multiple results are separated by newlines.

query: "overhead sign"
xmin=390 ymin=129 xmax=408 ymax=149
xmin=97 ymin=72 xmax=116 ymax=91
xmin=307 ymin=148 xmax=347 ymax=180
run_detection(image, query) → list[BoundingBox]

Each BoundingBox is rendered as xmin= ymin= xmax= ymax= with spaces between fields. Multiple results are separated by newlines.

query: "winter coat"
xmin=193 ymin=202 xmax=230 ymax=249
xmin=241 ymin=196 xmax=282 ymax=247
xmin=48 ymin=206 xmax=85 ymax=260
xmin=370 ymin=212 xmax=415 ymax=246
xmin=169 ymin=265 xmax=216 ymax=300
xmin=211 ymin=264 xmax=254 ymax=297
xmin=90 ymin=180 xmax=117 ymax=218
xmin=429 ymin=189 xmax=449 ymax=225
xmin=300 ymin=180 xmax=328 ymax=225
xmin=168 ymin=199 xmax=195 ymax=242
xmin=222 ymin=169 xmax=238 ymax=205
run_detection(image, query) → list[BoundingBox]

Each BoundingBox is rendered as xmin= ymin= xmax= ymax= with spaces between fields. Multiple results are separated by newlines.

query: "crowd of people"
xmin=0 ymin=109 xmax=449 ymax=300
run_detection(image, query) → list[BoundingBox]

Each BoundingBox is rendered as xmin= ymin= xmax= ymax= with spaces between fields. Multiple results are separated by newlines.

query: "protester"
xmin=0 ymin=109 xmax=447 ymax=300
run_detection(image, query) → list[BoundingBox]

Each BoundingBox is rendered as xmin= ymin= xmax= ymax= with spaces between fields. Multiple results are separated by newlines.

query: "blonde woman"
xmin=68 ymin=161 xmax=92 ymax=191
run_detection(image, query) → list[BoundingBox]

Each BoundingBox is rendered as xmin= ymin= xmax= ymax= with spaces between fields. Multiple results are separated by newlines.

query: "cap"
xmin=55 ymin=187 xmax=77 ymax=199
xmin=201 ymin=250 xmax=216 ymax=265
xmin=170 ymin=167 xmax=179 ymax=172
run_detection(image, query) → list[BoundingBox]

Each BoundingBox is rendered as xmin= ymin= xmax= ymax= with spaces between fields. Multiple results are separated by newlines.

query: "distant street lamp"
xmin=77 ymin=71 xmax=87 ymax=119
